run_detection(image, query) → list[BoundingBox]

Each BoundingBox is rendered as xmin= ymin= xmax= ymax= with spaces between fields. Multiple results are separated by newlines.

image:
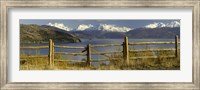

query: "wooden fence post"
xmin=123 ymin=36 xmax=130 ymax=65
xmin=86 ymin=44 xmax=91 ymax=67
xmin=52 ymin=41 xmax=54 ymax=66
xmin=49 ymin=39 xmax=53 ymax=67
xmin=175 ymin=35 xmax=179 ymax=58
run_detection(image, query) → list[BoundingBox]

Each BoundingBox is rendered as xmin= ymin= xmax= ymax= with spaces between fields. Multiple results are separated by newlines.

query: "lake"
xmin=20 ymin=39 xmax=178 ymax=65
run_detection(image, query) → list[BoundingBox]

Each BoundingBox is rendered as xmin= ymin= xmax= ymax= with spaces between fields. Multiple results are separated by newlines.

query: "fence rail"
xmin=54 ymin=59 xmax=86 ymax=63
xmin=128 ymin=42 xmax=176 ymax=45
xmin=54 ymin=45 xmax=85 ymax=49
xmin=91 ymin=44 xmax=122 ymax=47
xmin=20 ymin=46 xmax=49 ymax=49
xmin=55 ymin=52 xmax=86 ymax=55
xmin=20 ymin=55 xmax=48 ymax=58
xmin=91 ymin=51 xmax=122 ymax=55
xmin=20 ymin=35 xmax=180 ymax=67
xmin=129 ymin=55 xmax=176 ymax=59
xmin=129 ymin=48 xmax=176 ymax=52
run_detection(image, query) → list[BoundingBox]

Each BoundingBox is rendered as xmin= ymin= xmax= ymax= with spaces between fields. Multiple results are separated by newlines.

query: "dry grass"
xmin=20 ymin=46 xmax=180 ymax=70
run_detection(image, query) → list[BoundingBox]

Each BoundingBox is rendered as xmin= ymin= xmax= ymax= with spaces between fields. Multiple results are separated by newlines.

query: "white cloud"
xmin=77 ymin=24 xmax=94 ymax=31
xmin=47 ymin=23 xmax=72 ymax=31
xmin=98 ymin=24 xmax=133 ymax=32
xmin=145 ymin=21 xmax=180 ymax=28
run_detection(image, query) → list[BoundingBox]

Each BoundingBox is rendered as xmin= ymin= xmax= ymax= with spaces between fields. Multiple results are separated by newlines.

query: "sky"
xmin=20 ymin=19 xmax=180 ymax=29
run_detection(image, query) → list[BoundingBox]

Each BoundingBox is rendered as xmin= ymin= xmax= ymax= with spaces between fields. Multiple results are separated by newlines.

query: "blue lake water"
xmin=20 ymin=39 xmax=178 ymax=65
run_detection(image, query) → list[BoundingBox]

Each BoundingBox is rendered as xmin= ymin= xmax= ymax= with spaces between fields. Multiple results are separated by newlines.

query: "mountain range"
xmin=45 ymin=22 xmax=180 ymax=39
xmin=126 ymin=27 xmax=180 ymax=39
xmin=20 ymin=22 xmax=180 ymax=43
xmin=70 ymin=27 xmax=180 ymax=39
xmin=46 ymin=21 xmax=180 ymax=39
xmin=47 ymin=21 xmax=180 ymax=32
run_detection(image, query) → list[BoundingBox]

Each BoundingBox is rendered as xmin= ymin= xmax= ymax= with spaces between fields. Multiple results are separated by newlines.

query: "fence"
xmin=20 ymin=35 xmax=179 ymax=67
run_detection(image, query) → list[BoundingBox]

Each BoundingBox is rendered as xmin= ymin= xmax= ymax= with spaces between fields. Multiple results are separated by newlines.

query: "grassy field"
xmin=20 ymin=47 xmax=180 ymax=70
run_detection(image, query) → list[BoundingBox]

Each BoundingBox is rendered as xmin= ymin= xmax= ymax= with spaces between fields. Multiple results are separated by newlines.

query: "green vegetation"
xmin=20 ymin=47 xmax=180 ymax=70
xmin=20 ymin=24 xmax=81 ymax=43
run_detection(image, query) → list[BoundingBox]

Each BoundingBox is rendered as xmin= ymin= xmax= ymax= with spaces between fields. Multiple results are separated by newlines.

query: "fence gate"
xmin=49 ymin=39 xmax=87 ymax=67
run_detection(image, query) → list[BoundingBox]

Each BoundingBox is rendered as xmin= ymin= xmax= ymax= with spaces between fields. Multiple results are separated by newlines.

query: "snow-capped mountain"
xmin=145 ymin=21 xmax=180 ymax=28
xmin=47 ymin=23 xmax=73 ymax=31
xmin=47 ymin=23 xmax=133 ymax=32
xmin=77 ymin=24 xmax=94 ymax=31
xmin=76 ymin=24 xmax=133 ymax=32
xmin=44 ymin=21 xmax=180 ymax=39
xmin=98 ymin=24 xmax=133 ymax=32
xmin=47 ymin=21 xmax=180 ymax=32
xmin=126 ymin=27 xmax=180 ymax=39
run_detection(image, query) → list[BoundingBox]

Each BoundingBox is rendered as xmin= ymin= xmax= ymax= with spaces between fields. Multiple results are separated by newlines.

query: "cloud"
xmin=145 ymin=21 xmax=180 ymax=28
xmin=47 ymin=23 xmax=72 ymax=31
xmin=98 ymin=24 xmax=133 ymax=32
xmin=77 ymin=24 xmax=94 ymax=31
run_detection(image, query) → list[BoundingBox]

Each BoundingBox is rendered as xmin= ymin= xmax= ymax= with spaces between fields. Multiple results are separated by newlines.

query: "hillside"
xmin=20 ymin=24 xmax=81 ymax=43
xmin=70 ymin=30 xmax=125 ymax=39
xmin=69 ymin=27 xmax=180 ymax=39
xmin=126 ymin=27 xmax=180 ymax=39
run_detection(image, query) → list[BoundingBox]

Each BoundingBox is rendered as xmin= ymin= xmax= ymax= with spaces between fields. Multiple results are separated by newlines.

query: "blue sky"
xmin=20 ymin=19 xmax=180 ymax=29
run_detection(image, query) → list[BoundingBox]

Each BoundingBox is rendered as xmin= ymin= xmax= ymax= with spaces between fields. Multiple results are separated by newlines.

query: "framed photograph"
xmin=1 ymin=0 xmax=199 ymax=89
